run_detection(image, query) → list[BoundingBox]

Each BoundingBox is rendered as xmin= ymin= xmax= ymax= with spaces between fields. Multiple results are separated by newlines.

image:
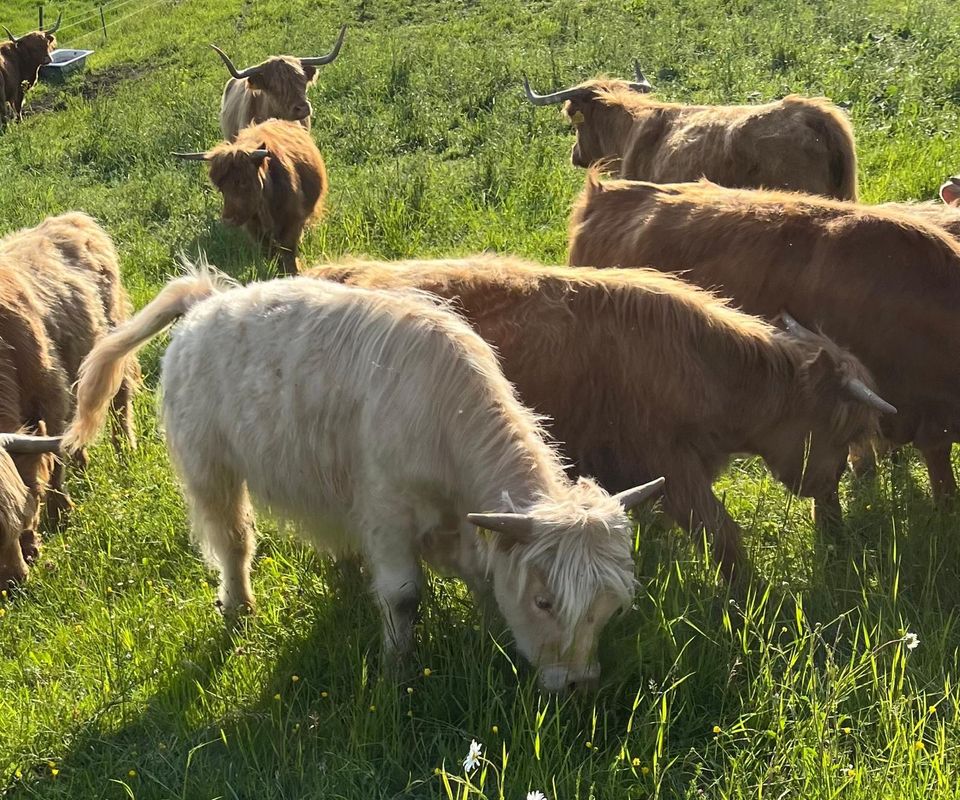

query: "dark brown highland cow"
xmin=0 ymin=13 xmax=60 ymax=123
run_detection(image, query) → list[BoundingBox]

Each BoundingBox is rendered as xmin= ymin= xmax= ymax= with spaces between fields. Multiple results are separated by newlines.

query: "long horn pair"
xmin=0 ymin=434 xmax=62 ymax=454
xmin=779 ymin=312 xmax=896 ymax=415
xmin=211 ymin=24 xmax=346 ymax=79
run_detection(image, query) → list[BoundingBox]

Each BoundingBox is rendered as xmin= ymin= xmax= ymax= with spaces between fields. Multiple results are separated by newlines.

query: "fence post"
xmin=100 ymin=5 xmax=107 ymax=40
xmin=38 ymin=4 xmax=43 ymax=31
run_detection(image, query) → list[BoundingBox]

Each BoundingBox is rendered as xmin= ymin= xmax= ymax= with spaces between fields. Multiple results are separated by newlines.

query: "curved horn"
xmin=3 ymin=26 xmax=19 ymax=43
xmin=614 ymin=476 xmax=666 ymax=510
xmin=172 ymin=151 xmax=211 ymax=161
xmin=210 ymin=44 xmax=266 ymax=80
xmin=249 ymin=149 xmax=270 ymax=162
xmin=300 ymin=24 xmax=347 ymax=66
xmin=44 ymin=11 xmax=62 ymax=34
xmin=630 ymin=60 xmax=654 ymax=93
xmin=779 ymin=311 xmax=821 ymax=343
xmin=522 ymin=75 xmax=592 ymax=106
xmin=0 ymin=434 xmax=62 ymax=454
xmin=843 ymin=378 xmax=897 ymax=415
xmin=468 ymin=512 xmax=533 ymax=539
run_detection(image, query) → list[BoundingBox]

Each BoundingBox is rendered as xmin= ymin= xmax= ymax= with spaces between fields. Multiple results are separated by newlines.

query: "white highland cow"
xmin=64 ymin=266 xmax=663 ymax=691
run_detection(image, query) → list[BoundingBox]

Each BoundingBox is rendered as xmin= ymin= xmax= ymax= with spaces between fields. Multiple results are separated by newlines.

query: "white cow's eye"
xmin=534 ymin=595 xmax=553 ymax=611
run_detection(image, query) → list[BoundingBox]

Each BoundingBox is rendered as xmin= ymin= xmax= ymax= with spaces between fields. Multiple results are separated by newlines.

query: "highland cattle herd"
xmin=0 ymin=16 xmax=957 ymax=691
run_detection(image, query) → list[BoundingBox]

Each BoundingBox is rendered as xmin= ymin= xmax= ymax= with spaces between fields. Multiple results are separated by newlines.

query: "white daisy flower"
xmin=527 ymin=792 xmax=547 ymax=800
xmin=463 ymin=739 xmax=482 ymax=772
xmin=904 ymin=632 xmax=920 ymax=651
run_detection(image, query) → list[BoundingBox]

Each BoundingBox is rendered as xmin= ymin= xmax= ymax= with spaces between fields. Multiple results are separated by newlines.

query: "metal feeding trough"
xmin=39 ymin=49 xmax=94 ymax=83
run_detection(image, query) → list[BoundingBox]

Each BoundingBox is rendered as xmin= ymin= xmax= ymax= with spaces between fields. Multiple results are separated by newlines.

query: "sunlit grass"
xmin=1 ymin=0 xmax=960 ymax=797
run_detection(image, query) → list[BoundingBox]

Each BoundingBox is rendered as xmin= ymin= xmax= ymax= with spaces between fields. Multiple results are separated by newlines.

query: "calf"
xmin=0 ymin=13 xmax=60 ymax=123
xmin=64 ymin=265 xmax=663 ymax=691
xmin=568 ymin=173 xmax=960 ymax=500
xmin=523 ymin=63 xmax=857 ymax=199
xmin=212 ymin=25 xmax=346 ymax=140
xmin=309 ymin=257 xmax=891 ymax=579
xmin=175 ymin=119 xmax=327 ymax=275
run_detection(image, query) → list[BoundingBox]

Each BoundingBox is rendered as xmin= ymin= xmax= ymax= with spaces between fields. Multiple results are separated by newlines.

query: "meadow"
xmin=1 ymin=0 xmax=960 ymax=797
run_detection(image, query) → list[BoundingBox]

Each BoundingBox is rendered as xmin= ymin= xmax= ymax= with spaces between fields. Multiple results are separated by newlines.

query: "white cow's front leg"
xmin=365 ymin=531 xmax=423 ymax=658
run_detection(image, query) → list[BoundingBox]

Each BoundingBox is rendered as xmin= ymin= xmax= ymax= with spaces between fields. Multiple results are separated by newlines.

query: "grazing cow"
xmin=0 ymin=431 xmax=63 ymax=587
xmin=523 ymin=64 xmax=857 ymax=200
xmin=212 ymin=25 xmax=346 ymax=140
xmin=174 ymin=119 xmax=327 ymax=275
xmin=308 ymin=257 xmax=891 ymax=579
xmin=0 ymin=12 xmax=60 ymax=123
xmin=1 ymin=212 xmax=139 ymax=455
xmin=63 ymin=266 xmax=663 ymax=691
xmin=568 ymin=173 xmax=960 ymax=501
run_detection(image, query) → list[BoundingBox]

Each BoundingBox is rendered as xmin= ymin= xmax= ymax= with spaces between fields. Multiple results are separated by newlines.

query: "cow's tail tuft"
xmin=64 ymin=257 xmax=234 ymax=453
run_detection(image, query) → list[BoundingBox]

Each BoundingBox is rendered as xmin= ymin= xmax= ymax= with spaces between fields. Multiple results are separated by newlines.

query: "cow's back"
xmin=625 ymin=96 xmax=856 ymax=200
xmin=569 ymin=179 xmax=960 ymax=438
xmin=880 ymin=201 xmax=960 ymax=242
xmin=161 ymin=278 xmax=512 ymax=526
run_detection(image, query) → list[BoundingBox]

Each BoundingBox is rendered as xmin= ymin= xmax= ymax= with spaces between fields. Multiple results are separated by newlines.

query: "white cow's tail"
xmin=64 ymin=261 xmax=233 ymax=453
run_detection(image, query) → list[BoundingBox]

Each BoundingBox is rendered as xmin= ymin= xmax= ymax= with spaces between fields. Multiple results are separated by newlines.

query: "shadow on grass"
xmin=11 ymin=458 xmax=960 ymax=798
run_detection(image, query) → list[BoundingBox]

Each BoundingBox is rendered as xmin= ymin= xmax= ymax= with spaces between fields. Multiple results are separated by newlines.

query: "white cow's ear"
xmin=613 ymin=477 xmax=665 ymax=511
xmin=468 ymin=513 xmax=533 ymax=549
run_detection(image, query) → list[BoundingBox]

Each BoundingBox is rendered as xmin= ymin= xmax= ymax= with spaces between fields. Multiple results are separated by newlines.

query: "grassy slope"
xmin=1 ymin=0 xmax=960 ymax=797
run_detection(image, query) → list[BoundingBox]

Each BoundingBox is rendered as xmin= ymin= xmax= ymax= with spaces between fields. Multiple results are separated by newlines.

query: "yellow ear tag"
xmin=571 ymin=110 xmax=585 ymax=125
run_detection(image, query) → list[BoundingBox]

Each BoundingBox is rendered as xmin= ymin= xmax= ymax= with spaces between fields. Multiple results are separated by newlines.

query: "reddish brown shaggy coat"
xmin=308 ymin=256 xmax=884 ymax=577
xmin=568 ymin=174 xmax=960 ymax=499
xmin=0 ymin=30 xmax=56 ymax=122
xmin=0 ymin=212 xmax=139 ymax=453
xmin=0 ymin=265 xmax=67 ymax=583
xmin=558 ymin=80 xmax=857 ymax=200
xmin=204 ymin=119 xmax=327 ymax=275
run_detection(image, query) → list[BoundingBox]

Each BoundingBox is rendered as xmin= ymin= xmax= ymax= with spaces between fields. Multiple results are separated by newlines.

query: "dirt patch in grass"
xmin=25 ymin=62 xmax=155 ymax=116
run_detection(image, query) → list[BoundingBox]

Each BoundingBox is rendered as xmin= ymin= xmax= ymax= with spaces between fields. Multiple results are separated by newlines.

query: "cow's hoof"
xmin=19 ymin=530 xmax=40 ymax=563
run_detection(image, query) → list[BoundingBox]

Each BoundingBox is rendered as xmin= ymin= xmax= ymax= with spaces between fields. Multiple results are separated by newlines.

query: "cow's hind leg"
xmin=186 ymin=469 xmax=258 ymax=613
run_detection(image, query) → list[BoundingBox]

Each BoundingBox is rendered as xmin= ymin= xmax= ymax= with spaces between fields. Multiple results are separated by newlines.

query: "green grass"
xmin=1 ymin=0 xmax=960 ymax=797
